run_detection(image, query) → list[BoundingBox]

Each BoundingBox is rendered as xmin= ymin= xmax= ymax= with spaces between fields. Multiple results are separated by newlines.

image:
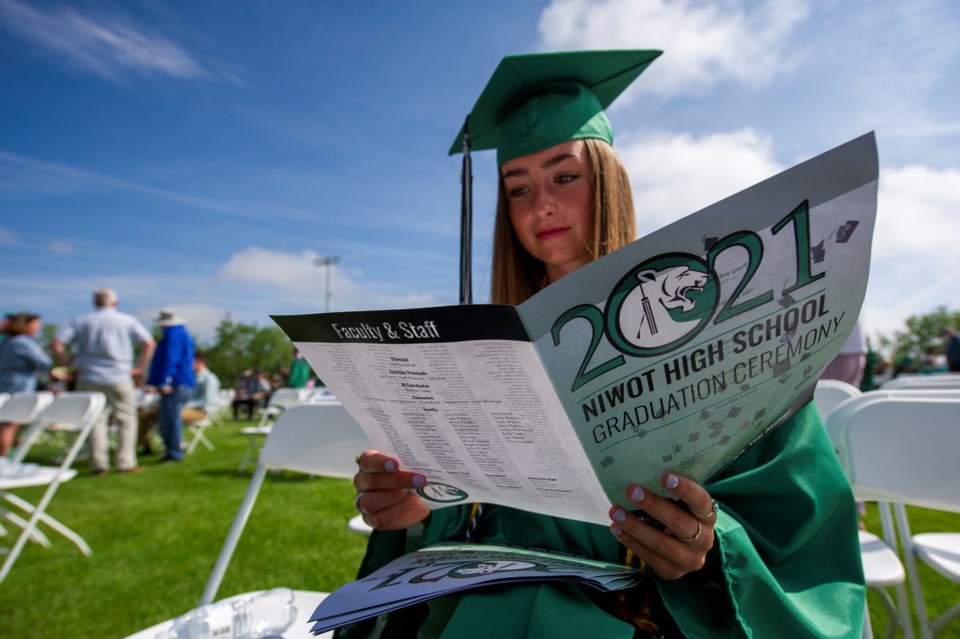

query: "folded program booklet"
xmin=274 ymin=132 xmax=878 ymax=525
xmin=308 ymin=543 xmax=644 ymax=635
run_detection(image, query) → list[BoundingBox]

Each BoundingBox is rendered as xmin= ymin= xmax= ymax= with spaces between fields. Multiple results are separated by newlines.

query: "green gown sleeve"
xmin=657 ymin=404 xmax=866 ymax=638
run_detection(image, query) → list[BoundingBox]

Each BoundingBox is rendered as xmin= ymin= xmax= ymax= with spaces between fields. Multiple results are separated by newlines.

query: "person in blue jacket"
xmin=147 ymin=308 xmax=195 ymax=462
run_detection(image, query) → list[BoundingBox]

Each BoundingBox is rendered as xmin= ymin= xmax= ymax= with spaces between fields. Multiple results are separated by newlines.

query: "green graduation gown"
xmin=336 ymin=404 xmax=865 ymax=638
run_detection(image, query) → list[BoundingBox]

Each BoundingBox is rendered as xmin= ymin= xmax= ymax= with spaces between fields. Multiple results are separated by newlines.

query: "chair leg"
xmin=1 ymin=506 xmax=52 ymax=547
xmin=237 ymin=438 xmax=257 ymax=473
xmin=200 ymin=464 xmax=268 ymax=605
xmin=932 ymin=601 xmax=960 ymax=636
xmin=3 ymin=492 xmax=91 ymax=555
xmin=878 ymin=503 xmax=915 ymax=639
xmin=186 ymin=423 xmax=214 ymax=455
xmin=895 ymin=505 xmax=933 ymax=639
xmin=863 ymin=599 xmax=875 ymax=639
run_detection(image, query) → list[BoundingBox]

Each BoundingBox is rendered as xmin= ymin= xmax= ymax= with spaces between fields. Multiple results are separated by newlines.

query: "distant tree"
xmin=203 ymin=316 xmax=295 ymax=388
xmin=879 ymin=305 xmax=960 ymax=372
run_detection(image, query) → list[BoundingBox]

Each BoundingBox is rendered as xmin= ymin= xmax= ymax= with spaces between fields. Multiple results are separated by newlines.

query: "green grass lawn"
xmin=1 ymin=418 xmax=367 ymax=638
xmin=1 ymin=419 xmax=957 ymax=638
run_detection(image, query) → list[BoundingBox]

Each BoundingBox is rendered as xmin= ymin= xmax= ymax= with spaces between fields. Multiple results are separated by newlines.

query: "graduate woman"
xmin=344 ymin=50 xmax=865 ymax=639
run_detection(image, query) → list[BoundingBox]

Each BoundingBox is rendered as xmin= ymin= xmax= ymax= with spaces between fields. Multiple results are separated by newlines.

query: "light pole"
xmin=313 ymin=255 xmax=340 ymax=312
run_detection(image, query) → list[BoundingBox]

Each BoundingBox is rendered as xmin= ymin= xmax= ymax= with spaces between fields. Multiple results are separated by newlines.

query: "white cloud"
xmin=216 ymin=246 xmax=438 ymax=313
xmin=538 ymin=0 xmax=809 ymax=98
xmin=861 ymin=164 xmax=960 ymax=336
xmin=875 ymin=165 xmax=960 ymax=263
xmin=616 ymin=128 xmax=782 ymax=234
xmin=0 ymin=0 xmax=211 ymax=82
xmin=136 ymin=304 xmax=230 ymax=343
xmin=219 ymin=247 xmax=326 ymax=291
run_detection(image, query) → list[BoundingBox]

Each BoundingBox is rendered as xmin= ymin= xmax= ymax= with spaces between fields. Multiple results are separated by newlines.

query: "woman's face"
xmin=26 ymin=318 xmax=41 ymax=336
xmin=501 ymin=139 xmax=593 ymax=284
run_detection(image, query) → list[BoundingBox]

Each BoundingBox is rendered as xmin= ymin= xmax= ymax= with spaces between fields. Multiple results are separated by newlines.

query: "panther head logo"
xmin=615 ymin=263 xmax=713 ymax=350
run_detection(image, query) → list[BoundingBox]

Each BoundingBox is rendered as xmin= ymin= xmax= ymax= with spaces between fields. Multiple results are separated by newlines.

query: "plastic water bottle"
xmin=161 ymin=588 xmax=297 ymax=639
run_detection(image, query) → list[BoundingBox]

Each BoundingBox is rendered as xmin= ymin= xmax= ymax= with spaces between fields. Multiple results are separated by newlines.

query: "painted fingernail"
xmin=613 ymin=507 xmax=627 ymax=523
xmin=611 ymin=524 xmax=623 ymax=536
xmin=665 ymin=474 xmax=679 ymax=490
xmin=412 ymin=474 xmax=425 ymax=488
xmin=384 ymin=460 xmax=396 ymax=473
xmin=630 ymin=486 xmax=645 ymax=502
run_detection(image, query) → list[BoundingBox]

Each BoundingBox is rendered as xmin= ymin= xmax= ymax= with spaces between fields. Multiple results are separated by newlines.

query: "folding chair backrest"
xmin=259 ymin=403 xmax=370 ymax=478
xmin=0 ymin=391 xmax=54 ymax=424
xmin=265 ymin=388 xmax=310 ymax=411
xmin=814 ymin=379 xmax=862 ymax=424
xmin=37 ymin=392 xmax=106 ymax=426
xmin=12 ymin=392 xmax=106 ymax=464
xmin=830 ymin=393 xmax=960 ymax=512
xmin=306 ymin=388 xmax=338 ymax=403
xmin=880 ymin=374 xmax=960 ymax=390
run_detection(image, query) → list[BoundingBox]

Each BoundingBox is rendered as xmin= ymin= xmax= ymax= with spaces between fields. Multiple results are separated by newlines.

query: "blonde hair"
xmin=490 ymin=138 xmax=636 ymax=305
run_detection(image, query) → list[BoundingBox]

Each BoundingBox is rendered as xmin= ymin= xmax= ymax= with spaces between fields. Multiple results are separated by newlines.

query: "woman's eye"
xmin=556 ymin=173 xmax=578 ymax=184
xmin=508 ymin=186 xmax=529 ymax=198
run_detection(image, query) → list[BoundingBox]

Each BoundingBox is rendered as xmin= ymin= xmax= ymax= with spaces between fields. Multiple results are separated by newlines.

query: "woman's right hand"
xmin=354 ymin=450 xmax=430 ymax=530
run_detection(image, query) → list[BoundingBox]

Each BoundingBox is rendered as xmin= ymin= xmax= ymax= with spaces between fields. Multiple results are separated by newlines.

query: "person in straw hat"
xmin=147 ymin=308 xmax=195 ymax=462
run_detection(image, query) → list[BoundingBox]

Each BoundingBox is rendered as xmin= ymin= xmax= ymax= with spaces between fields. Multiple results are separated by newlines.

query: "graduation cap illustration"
xmin=836 ymin=220 xmax=859 ymax=243
xmin=450 ymin=49 xmax=662 ymax=303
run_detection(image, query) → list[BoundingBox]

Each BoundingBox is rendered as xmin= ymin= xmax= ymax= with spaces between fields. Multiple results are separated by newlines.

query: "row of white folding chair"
xmin=123 ymin=403 xmax=373 ymax=639
xmin=0 ymin=391 xmax=107 ymax=583
xmin=815 ymin=380 xmax=910 ymax=639
xmin=880 ymin=374 xmax=960 ymax=390
xmin=826 ymin=390 xmax=960 ymax=639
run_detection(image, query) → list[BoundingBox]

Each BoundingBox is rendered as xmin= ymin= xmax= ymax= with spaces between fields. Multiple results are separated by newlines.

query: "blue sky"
xmin=2 ymin=0 xmax=959 ymax=345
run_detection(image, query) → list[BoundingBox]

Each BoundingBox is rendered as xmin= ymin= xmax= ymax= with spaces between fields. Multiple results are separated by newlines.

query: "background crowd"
xmin=0 ymin=288 xmax=319 ymax=471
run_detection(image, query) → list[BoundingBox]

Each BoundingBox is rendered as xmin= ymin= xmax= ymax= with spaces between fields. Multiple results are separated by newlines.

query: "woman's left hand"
xmin=609 ymin=472 xmax=717 ymax=580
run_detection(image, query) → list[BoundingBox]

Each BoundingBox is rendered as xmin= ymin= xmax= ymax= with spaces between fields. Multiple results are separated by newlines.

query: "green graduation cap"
xmin=450 ymin=49 xmax=662 ymax=166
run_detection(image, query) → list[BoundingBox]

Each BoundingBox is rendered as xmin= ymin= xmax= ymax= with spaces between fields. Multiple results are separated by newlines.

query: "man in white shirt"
xmin=52 ymin=288 xmax=155 ymax=474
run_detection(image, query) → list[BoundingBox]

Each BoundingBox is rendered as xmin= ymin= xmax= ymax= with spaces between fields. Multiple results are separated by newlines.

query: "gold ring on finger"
xmin=676 ymin=518 xmax=702 ymax=543
xmin=696 ymin=499 xmax=719 ymax=521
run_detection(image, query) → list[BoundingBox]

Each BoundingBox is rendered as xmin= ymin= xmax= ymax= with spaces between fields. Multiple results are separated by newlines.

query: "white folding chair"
xmin=257 ymin=388 xmax=312 ymax=428
xmin=199 ymin=403 xmax=369 ymax=615
xmin=237 ymin=389 xmax=315 ymax=472
xmin=831 ymin=392 xmax=960 ymax=639
xmin=0 ymin=392 xmax=54 ymax=544
xmin=816 ymin=380 xmax=909 ymax=639
xmin=0 ymin=391 xmax=106 ymax=583
xmin=0 ymin=392 xmax=54 ymax=444
xmin=815 ymin=379 xmax=862 ymax=426
xmin=880 ymin=374 xmax=960 ymax=390
xmin=185 ymin=394 xmax=233 ymax=455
